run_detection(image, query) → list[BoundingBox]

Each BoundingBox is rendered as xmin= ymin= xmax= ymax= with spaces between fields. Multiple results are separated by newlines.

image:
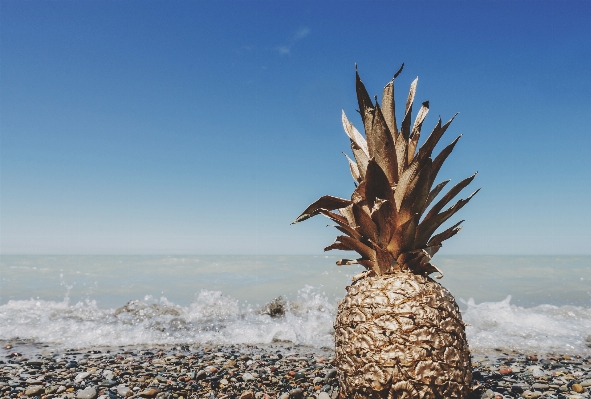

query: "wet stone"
xmin=24 ymin=386 xmax=45 ymax=397
xmin=76 ymin=387 xmax=97 ymax=399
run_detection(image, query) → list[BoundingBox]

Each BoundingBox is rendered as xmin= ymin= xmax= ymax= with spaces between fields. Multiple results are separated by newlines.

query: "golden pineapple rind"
xmin=334 ymin=272 xmax=472 ymax=399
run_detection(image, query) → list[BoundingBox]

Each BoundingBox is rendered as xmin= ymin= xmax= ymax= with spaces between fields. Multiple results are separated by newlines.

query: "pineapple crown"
xmin=293 ymin=64 xmax=479 ymax=278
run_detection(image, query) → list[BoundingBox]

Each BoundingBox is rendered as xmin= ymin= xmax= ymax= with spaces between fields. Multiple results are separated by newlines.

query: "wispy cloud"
xmin=276 ymin=26 xmax=311 ymax=55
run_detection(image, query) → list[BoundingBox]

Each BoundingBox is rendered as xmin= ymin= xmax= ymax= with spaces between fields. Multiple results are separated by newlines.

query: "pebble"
xmin=137 ymin=388 xmax=160 ymax=398
xmin=76 ymin=387 xmax=97 ymax=399
xmin=116 ymin=385 xmax=131 ymax=397
xmin=2 ymin=344 xmax=590 ymax=399
xmin=24 ymin=386 xmax=45 ymax=397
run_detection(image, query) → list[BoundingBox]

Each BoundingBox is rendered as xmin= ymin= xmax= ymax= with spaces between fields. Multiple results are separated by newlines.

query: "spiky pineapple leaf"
xmin=400 ymin=77 xmax=418 ymax=140
xmin=343 ymin=152 xmax=361 ymax=182
xmin=342 ymin=110 xmax=369 ymax=156
xmin=355 ymin=69 xmax=376 ymax=134
xmin=407 ymin=101 xmax=430 ymax=165
xmin=382 ymin=81 xmax=396 ymax=137
xmin=351 ymin=181 xmax=366 ymax=204
xmin=352 ymin=203 xmax=378 ymax=243
xmin=387 ymin=213 xmax=418 ymax=256
xmin=416 ymin=189 xmax=480 ymax=245
xmin=429 ymin=135 xmax=462 ymax=188
xmin=394 ymin=157 xmax=421 ymax=212
xmin=339 ymin=204 xmax=356 ymax=227
xmin=337 ymin=235 xmax=376 ymax=261
xmin=422 ymin=179 xmax=451 ymax=214
xmin=365 ymin=159 xmax=394 ymax=207
xmin=293 ymin=196 xmax=352 ymax=224
xmin=394 ymin=129 xmax=409 ymax=179
xmin=366 ymin=102 xmax=398 ymax=184
xmin=427 ymin=220 xmax=464 ymax=247
xmin=417 ymin=114 xmax=458 ymax=163
xmin=325 ymin=241 xmax=353 ymax=252
xmin=423 ymin=172 xmax=478 ymax=222
xmin=350 ymin=140 xmax=369 ymax=180
xmin=370 ymin=199 xmax=396 ymax=247
xmin=334 ymin=225 xmax=364 ymax=241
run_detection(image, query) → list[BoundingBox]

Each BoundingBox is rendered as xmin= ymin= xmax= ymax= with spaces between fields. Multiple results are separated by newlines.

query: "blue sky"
xmin=1 ymin=1 xmax=590 ymax=255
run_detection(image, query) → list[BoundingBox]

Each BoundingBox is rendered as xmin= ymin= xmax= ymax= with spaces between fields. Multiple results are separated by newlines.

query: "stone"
xmin=138 ymin=388 xmax=160 ymax=398
xmin=76 ymin=387 xmax=98 ymax=399
xmin=242 ymin=373 xmax=255 ymax=381
xmin=25 ymin=386 xmax=45 ymax=397
xmin=45 ymin=386 xmax=59 ymax=395
xmin=572 ymin=384 xmax=584 ymax=393
xmin=239 ymin=391 xmax=254 ymax=399
xmin=75 ymin=372 xmax=90 ymax=383
xmin=580 ymin=379 xmax=591 ymax=387
xmin=324 ymin=369 xmax=337 ymax=381
xmin=195 ymin=370 xmax=206 ymax=381
xmin=100 ymin=380 xmax=118 ymax=387
xmin=116 ymin=385 xmax=131 ymax=397
xmin=294 ymin=372 xmax=306 ymax=381
xmin=532 ymin=383 xmax=549 ymax=390
xmin=317 ymin=393 xmax=330 ymax=399
xmin=522 ymin=391 xmax=541 ymax=399
xmin=288 ymin=388 xmax=303 ymax=399
xmin=102 ymin=370 xmax=115 ymax=380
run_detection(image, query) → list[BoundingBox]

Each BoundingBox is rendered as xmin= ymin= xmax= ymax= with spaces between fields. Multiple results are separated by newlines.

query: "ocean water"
xmin=1 ymin=255 xmax=590 ymax=355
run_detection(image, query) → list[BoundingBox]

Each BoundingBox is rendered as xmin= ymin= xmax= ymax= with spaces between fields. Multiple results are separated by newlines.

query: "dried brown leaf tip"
xmin=293 ymin=65 xmax=479 ymax=277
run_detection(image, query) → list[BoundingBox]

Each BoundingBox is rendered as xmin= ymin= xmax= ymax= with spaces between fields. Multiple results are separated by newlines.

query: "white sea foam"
xmin=1 ymin=288 xmax=590 ymax=355
xmin=0 ymin=286 xmax=336 ymax=350
xmin=463 ymin=295 xmax=591 ymax=354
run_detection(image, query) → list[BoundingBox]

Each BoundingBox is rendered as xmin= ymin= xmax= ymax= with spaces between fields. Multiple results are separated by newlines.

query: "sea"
xmin=1 ymin=255 xmax=590 ymax=356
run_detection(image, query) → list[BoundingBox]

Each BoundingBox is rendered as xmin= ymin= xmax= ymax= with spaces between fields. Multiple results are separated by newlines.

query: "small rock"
xmin=239 ymin=391 xmax=254 ymax=399
xmin=289 ymin=388 xmax=303 ymax=399
xmin=317 ymin=393 xmax=330 ymax=399
xmin=195 ymin=370 xmax=206 ymax=381
xmin=116 ymin=385 xmax=131 ymax=397
xmin=242 ymin=373 xmax=255 ymax=381
xmin=74 ymin=373 xmax=90 ymax=383
xmin=45 ymin=386 xmax=58 ymax=395
xmin=25 ymin=386 xmax=45 ymax=397
xmin=498 ymin=366 xmax=512 ymax=375
xmin=76 ymin=387 xmax=97 ymax=399
xmin=100 ymin=380 xmax=118 ymax=388
xmin=138 ymin=388 xmax=160 ymax=398
xmin=102 ymin=370 xmax=115 ymax=380
xmin=324 ymin=369 xmax=337 ymax=381
xmin=294 ymin=372 xmax=305 ymax=381
xmin=522 ymin=391 xmax=541 ymax=399
xmin=532 ymin=383 xmax=549 ymax=390
xmin=26 ymin=361 xmax=44 ymax=367
xmin=580 ymin=379 xmax=591 ymax=387
xmin=571 ymin=384 xmax=584 ymax=393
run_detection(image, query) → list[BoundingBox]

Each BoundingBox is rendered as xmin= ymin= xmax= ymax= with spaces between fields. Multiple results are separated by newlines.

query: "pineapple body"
xmin=334 ymin=271 xmax=472 ymax=399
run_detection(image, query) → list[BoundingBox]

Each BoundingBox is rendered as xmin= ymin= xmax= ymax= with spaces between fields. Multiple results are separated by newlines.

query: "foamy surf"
xmin=1 ymin=287 xmax=590 ymax=355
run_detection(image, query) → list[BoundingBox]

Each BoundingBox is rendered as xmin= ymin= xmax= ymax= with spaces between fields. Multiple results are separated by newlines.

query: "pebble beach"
xmin=1 ymin=341 xmax=590 ymax=399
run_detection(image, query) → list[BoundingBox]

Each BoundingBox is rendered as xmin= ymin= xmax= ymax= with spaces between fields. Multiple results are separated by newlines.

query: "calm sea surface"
xmin=1 ymin=255 xmax=590 ymax=355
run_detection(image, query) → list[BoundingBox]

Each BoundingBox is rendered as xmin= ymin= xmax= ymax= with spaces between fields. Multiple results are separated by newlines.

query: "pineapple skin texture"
xmin=334 ymin=271 xmax=472 ymax=399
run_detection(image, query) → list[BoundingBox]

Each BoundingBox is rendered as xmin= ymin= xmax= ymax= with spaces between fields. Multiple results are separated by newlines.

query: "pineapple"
xmin=293 ymin=64 xmax=478 ymax=399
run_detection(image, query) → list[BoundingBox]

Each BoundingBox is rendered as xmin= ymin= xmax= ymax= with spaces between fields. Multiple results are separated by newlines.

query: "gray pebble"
xmin=24 ymin=386 xmax=45 ymax=397
xmin=77 ymin=387 xmax=98 ymax=399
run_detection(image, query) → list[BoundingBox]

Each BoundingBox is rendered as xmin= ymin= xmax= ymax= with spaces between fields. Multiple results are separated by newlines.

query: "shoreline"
xmin=1 ymin=342 xmax=590 ymax=399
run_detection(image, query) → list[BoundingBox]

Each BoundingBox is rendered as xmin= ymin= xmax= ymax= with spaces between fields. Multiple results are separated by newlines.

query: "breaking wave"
xmin=1 ymin=289 xmax=590 ymax=355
